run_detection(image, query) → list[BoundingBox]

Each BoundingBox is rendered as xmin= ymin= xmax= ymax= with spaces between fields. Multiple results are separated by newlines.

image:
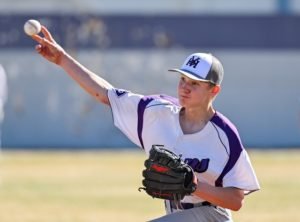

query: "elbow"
xmin=95 ymin=92 xmax=110 ymax=105
xmin=230 ymin=200 xmax=243 ymax=211
xmin=230 ymin=195 xmax=244 ymax=211
xmin=98 ymin=96 xmax=110 ymax=105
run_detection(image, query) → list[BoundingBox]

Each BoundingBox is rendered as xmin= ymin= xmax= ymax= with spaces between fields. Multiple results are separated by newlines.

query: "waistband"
xmin=170 ymin=201 xmax=213 ymax=210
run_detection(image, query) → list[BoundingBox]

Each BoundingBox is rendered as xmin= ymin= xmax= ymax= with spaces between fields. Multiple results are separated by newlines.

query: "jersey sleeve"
xmin=107 ymin=88 xmax=143 ymax=147
xmin=211 ymin=112 xmax=260 ymax=194
xmin=223 ymin=149 xmax=260 ymax=194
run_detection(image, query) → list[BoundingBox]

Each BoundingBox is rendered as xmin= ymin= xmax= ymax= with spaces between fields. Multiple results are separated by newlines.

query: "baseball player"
xmin=31 ymin=26 xmax=260 ymax=222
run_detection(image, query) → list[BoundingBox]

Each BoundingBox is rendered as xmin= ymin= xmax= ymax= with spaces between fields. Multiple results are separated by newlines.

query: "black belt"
xmin=170 ymin=201 xmax=212 ymax=210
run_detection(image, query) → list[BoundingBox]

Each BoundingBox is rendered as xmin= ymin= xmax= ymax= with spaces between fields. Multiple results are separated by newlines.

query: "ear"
xmin=211 ymin=85 xmax=221 ymax=94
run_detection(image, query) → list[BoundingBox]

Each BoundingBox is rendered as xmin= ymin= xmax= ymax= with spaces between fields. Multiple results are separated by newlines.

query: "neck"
xmin=179 ymin=106 xmax=215 ymax=134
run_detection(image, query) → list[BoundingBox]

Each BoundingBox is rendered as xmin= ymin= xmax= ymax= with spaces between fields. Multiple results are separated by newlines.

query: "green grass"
xmin=0 ymin=149 xmax=299 ymax=222
xmin=232 ymin=150 xmax=300 ymax=222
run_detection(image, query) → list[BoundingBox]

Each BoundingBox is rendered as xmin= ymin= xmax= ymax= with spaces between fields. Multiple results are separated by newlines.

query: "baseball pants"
xmin=149 ymin=205 xmax=233 ymax=222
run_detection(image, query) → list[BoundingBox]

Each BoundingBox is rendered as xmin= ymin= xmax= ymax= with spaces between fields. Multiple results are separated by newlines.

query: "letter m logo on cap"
xmin=186 ymin=56 xmax=200 ymax=68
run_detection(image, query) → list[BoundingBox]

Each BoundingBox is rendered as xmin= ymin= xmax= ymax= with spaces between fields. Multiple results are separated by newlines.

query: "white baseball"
xmin=24 ymin=19 xmax=41 ymax=36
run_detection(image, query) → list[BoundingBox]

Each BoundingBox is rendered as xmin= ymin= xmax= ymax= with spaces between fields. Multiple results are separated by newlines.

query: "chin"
xmin=178 ymin=99 xmax=187 ymax=107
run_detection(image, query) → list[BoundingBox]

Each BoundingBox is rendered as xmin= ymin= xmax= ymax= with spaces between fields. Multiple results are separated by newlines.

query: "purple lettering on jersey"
xmin=211 ymin=112 xmax=243 ymax=187
xmin=115 ymin=89 xmax=128 ymax=97
xmin=185 ymin=158 xmax=210 ymax=173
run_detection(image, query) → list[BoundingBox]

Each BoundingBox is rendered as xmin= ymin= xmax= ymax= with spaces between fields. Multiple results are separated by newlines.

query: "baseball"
xmin=24 ymin=19 xmax=41 ymax=36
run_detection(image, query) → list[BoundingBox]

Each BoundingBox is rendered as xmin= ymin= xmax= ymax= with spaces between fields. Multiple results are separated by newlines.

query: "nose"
xmin=180 ymin=80 xmax=191 ymax=93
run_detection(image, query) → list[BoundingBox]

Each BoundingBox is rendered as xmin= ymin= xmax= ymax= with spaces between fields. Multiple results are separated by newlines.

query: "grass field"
xmin=0 ymin=149 xmax=299 ymax=222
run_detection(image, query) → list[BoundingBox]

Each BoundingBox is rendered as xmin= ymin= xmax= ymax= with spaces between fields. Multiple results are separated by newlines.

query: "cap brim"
xmin=168 ymin=69 xmax=210 ymax=82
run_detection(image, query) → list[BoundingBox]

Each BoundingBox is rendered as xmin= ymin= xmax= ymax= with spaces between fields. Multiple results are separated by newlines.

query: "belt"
xmin=170 ymin=201 xmax=213 ymax=210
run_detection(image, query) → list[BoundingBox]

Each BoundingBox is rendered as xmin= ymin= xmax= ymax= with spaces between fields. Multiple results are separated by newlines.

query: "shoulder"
xmin=108 ymin=88 xmax=143 ymax=107
xmin=211 ymin=111 xmax=240 ymax=137
xmin=108 ymin=89 xmax=179 ymax=108
xmin=141 ymin=94 xmax=180 ymax=112
xmin=210 ymin=111 xmax=244 ymax=149
xmin=108 ymin=88 xmax=180 ymax=115
xmin=136 ymin=94 xmax=180 ymax=123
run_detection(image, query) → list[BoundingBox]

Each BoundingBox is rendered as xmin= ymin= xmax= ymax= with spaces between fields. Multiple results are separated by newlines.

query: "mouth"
xmin=179 ymin=94 xmax=189 ymax=99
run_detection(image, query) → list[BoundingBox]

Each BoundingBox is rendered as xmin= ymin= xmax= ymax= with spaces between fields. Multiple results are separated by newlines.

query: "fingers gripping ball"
xmin=140 ymin=145 xmax=198 ymax=201
xmin=24 ymin=19 xmax=41 ymax=36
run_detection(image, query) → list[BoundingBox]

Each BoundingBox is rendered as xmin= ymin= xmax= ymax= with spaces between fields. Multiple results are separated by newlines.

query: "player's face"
xmin=177 ymin=75 xmax=217 ymax=108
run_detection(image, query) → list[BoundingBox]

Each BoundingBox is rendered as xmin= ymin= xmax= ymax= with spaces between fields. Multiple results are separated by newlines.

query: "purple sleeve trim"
xmin=137 ymin=97 xmax=154 ymax=149
xmin=136 ymin=94 xmax=179 ymax=149
xmin=211 ymin=112 xmax=243 ymax=187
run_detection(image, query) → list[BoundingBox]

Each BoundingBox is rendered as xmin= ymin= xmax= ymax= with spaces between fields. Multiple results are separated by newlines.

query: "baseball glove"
xmin=139 ymin=145 xmax=197 ymax=201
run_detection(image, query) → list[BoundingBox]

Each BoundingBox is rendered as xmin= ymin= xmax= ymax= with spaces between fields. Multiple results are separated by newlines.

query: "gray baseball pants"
xmin=149 ymin=205 xmax=233 ymax=222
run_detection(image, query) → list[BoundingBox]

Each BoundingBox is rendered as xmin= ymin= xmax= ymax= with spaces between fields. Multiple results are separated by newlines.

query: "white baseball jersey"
xmin=108 ymin=88 xmax=260 ymax=212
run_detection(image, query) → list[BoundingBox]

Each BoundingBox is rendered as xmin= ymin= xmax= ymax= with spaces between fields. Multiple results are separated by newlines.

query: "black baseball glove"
xmin=139 ymin=145 xmax=197 ymax=201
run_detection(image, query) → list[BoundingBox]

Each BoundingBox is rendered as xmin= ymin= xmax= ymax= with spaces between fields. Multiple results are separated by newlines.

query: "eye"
xmin=191 ymin=81 xmax=199 ymax=86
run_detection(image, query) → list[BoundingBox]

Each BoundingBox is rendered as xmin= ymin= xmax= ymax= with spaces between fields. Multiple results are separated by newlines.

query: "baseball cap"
xmin=168 ymin=53 xmax=224 ymax=85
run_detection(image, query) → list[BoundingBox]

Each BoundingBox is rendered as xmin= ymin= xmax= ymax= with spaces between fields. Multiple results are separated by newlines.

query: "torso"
xmin=142 ymin=104 xmax=230 ymax=203
xmin=107 ymin=89 xmax=260 ymax=206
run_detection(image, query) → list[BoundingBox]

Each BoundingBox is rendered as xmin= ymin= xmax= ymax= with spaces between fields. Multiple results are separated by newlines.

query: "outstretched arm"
xmin=31 ymin=26 xmax=112 ymax=105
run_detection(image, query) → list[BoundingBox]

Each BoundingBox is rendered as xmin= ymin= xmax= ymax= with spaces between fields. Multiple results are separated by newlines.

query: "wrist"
xmin=56 ymin=48 xmax=67 ymax=66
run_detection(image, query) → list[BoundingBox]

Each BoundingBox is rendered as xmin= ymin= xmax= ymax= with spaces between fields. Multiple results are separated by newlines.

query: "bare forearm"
xmin=60 ymin=52 xmax=112 ymax=105
xmin=194 ymin=182 xmax=244 ymax=211
xmin=31 ymin=27 xmax=113 ymax=105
